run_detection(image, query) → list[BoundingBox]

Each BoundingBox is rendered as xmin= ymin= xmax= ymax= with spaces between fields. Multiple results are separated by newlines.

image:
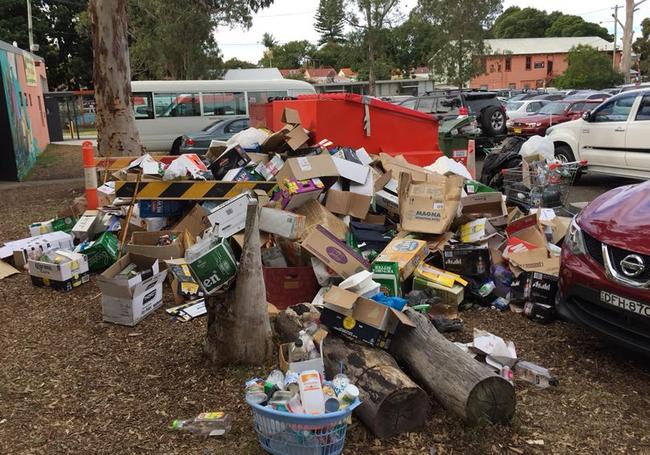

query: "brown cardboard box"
xmin=259 ymin=207 xmax=306 ymax=240
xmin=295 ymin=200 xmax=348 ymax=240
xmin=508 ymin=247 xmax=560 ymax=277
xmin=379 ymin=153 xmax=431 ymax=182
xmin=301 ymin=225 xmax=369 ymax=278
xmin=461 ymin=192 xmax=507 ymax=218
xmin=127 ymin=230 xmax=186 ymax=259
xmin=275 ymin=154 xmax=338 ymax=183
xmin=506 ymin=213 xmax=548 ymax=249
xmin=398 ymin=173 xmax=464 ymax=235
xmin=375 ymin=238 xmax=429 ymax=280
xmin=172 ymin=205 xmax=208 ymax=239
xmin=325 ymin=188 xmax=371 ymax=219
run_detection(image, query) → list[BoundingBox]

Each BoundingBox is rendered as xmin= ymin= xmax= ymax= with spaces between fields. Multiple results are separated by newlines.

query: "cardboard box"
xmin=375 ymin=238 xmax=429 ymax=280
xmin=326 ymin=187 xmax=371 ymax=219
xmin=263 ymin=265 xmax=319 ymax=310
xmin=173 ymin=205 xmax=208 ymax=239
xmin=205 ymin=193 xmax=253 ymax=238
xmin=332 ymin=156 xmax=370 ymax=185
xmin=186 ymin=237 xmax=238 ymax=295
xmin=27 ymin=250 xmax=88 ymax=287
xmin=165 ymin=259 xmax=204 ymax=304
xmin=527 ymin=271 xmax=559 ymax=304
xmin=371 ymin=261 xmax=401 ymax=297
xmin=398 ymin=173 xmax=464 ymax=235
xmin=255 ymin=154 xmax=284 ymax=180
xmin=458 ymin=218 xmax=503 ymax=248
xmin=128 ymin=206 xmax=168 ymax=232
xmin=301 ymin=225 xmax=369 ymax=279
xmin=375 ymin=189 xmax=399 ymax=215
xmin=461 ymin=192 xmax=507 ymax=218
xmin=506 ymin=213 xmax=548 ymax=249
xmin=8 ymin=231 xmax=75 ymax=268
xmin=275 ymin=155 xmax=339 ymax=183
xmin=273 ymin=178 xmax=325 ymax=210
xmin=295 ymin=200 xmax=348 ymax=241
xmin=138 ymin=200 xmax=186 ymax=218
xmin=78 ymin=231 xmax=119 ymax=271
xmin=97 ymin=182 xmax=116 ymax=207
xmin=412 ymin=277 xmax=465 ymax=307
xmin=508 ymin=247 xmax=560 ymax=277
xmin=29 ymin=216 xmax=77 ymax=236
xmin=209 ymin=145 xmax=251 ymax=180
xmin=320 ymin=286 xmax=414 ymax=349
xmin=281 ymin=108 xmax=310 ymax=151
xmin=97 ymin=254 xmax=168 ymax=326
xmin=259 ymin=207 xmax=305 ymax=240
xmin=379 ymin=153 xmax=431 ymax=182
xmin=414 ymin=262 xmax=468 ymax=288
xmin=71 ymin=210 xmax=100 ymax=241
xmin=127 ymin=230 xmax=185 ymax=260
xmin=443 ymin=244 xmax=491 ymax=277
xmin=279 ymin=338 xmax=325 ymax=377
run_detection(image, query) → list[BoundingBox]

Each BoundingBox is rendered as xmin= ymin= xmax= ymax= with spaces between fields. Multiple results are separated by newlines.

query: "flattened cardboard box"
xmin=259 ymin=207 xmax=305 ymax=240
xmin=97 ymin=254 xmax=168 ymax=326
xmin=295 ymin=200 xmax=349 ymax=241
xmin=275 ymin=155 xmax=339 ymax=183
xmin=399 ymin=173 xmax=464 ymax=235
xmin=301 ymin=225 xmax=369 ymax=279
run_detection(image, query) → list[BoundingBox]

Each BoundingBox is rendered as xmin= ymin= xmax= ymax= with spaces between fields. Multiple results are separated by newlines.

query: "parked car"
xmin=530 ymin=93 xmax=566 ymax=102
xmin=400 ymin=91 xmax=508 ymax=136
xmin=508 ymin=100 xmax=602 ymax=137
xmin=178 ymin=116 xmax=249 ymax=155
xmin=558 ymin=181 xmax=650 ymax=355
xmin=564 ymin=91 xmax=610 ymax=101
xmin=619 ymin=82 xmax=650 ymax=92
xmin=505 ymin=99 xmax=550 ymax=120
xmin=547 ymin=89 xmax=650 ymax=179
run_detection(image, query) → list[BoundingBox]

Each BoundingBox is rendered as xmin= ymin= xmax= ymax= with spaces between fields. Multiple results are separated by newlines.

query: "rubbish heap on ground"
xmin=0 ymin=100 xmax=582 ymax=446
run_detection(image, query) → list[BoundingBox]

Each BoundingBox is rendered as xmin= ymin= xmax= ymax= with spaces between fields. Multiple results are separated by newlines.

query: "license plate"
xmin=514 ymin=128 xmax=522 ymax=134
xmin=600 ymin=291 xmax=650 ymax=318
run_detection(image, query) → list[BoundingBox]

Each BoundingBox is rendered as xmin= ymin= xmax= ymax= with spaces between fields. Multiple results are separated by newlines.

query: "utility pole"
xmin=612 ymin=5 xmax=621 ymax=69
xmin=26 ymin=0 xmax=34 ymax=52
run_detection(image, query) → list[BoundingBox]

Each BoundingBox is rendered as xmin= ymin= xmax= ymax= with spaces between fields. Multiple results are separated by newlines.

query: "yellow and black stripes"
xmin=114 ymin=180 xmax=276 ymax=200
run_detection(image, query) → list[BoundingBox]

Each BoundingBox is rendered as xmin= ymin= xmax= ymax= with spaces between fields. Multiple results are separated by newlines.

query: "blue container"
xmin=138 ymin=200 xmax=187 ymax=218
xmin=246 ymin=397 xmax=360 ymax=455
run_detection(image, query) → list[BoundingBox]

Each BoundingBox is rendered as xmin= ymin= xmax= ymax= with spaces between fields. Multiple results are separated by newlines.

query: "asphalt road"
xmin=567 ymin=172 xmax=642 ymax=204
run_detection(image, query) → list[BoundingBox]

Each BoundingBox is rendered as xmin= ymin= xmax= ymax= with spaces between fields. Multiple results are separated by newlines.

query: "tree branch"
xmin=635 ymin=0 xmax=648 ymax=7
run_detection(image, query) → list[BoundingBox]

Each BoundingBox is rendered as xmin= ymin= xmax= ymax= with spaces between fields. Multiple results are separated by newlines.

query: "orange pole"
xmin=82 ymin=141 xmax=99 ymax=209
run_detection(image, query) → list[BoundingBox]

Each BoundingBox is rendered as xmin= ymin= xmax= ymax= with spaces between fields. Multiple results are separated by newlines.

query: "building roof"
xmin=412 ymin=66 xmax=430 ymax=74
xmin=224 ymin=68 xmax=282 ymax=80
xmin=339 ymin=67 xmax=358 ymax=77
xmin=306 ymin=67 xmax=337 ymax=77
xmin=0 ymin=39 xmax=45 ymax=62
xmin=484 ymin=36 xmax=615 ymax=55
xmin=279 ymin=68 xmax=302 ymax=77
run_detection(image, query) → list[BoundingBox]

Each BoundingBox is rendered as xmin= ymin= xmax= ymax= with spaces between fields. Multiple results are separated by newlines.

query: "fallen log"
xmin=274 ymin=311 xmax=430 ymax=439
xmin=390 ymin=308 xmax=516 ymax=426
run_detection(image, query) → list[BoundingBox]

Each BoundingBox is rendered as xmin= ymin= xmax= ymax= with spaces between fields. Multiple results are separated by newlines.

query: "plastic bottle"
xmin=290 ymin=339 xmax=309 ymax=362
xmin=514 ymin=361 xmax=558 ymax=388
xmin=298 ymin=330 xmax=318 ymax=359
xmin=171 ymin=412 xmax=232 ymax=436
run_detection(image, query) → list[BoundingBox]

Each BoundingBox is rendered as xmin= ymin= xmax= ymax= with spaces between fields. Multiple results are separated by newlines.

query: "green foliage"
xmin=259 ymin=40 xmax=317 ymax=68
xmin=0 ymin=0 xmax=93 ymax=89
xmin=262 ymin=32 xmax=278 ymax=49
xmin=633 ymin=18 xmax=650 ymax=77
xmin=419 ymin=0 xmax=502 ymax=87
xmin=223 ymin=58 xmax=257 ymax=70
xmin=491 ymin=6 xmax=612 ymax=41
xmin=554 ymin=45 xmax=624 ymax=89
xmin=315 ymin=0 xmax=345 ymax=45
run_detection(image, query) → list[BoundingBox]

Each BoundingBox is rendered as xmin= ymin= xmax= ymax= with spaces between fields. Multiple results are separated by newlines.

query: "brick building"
xmin=470 ymin=37 xmax=620 ymax=90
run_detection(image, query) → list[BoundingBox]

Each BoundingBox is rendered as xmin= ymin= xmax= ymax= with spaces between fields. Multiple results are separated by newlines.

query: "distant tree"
xmin=420 ymin=0 xmax=502 ymax=88
xmin=223 ymin=58 xmax=258 ymax=70
xmin=491 ymin=7 xmax=551 ymax=38
xmin=259 ymin=40 xmax=317 ymax=68
xmin=385 ymin=14 xmax=442 ymax=75
xmin=554 ymin=45 xmax=624 ymax=89
xmin=262 ymin=32 xmax=278 ymax=49
xmin=545 ymin=15 xmax=612 ymax=41
xmin=315 ymin=0 xmax=346 ymax=44
xmin=633 ymin=18 xmax=650 ymax=77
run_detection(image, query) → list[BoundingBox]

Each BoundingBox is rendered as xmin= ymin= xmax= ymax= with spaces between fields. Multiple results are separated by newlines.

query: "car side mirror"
xmin=582 ymin=111 xmax=592 ymax=122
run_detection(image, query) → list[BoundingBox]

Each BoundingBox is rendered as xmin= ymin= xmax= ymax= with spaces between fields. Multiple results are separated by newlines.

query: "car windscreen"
xmin=506 ymin=102 xmax=523 ymax=110
xmin=202 ymin=119 xmax=227 ymax=132
xmin=539 ymin=102 xmax=570 ymax=115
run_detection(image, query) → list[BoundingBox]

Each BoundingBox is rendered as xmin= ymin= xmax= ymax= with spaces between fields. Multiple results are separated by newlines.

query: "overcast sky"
xmin=214 ymin=0 xmax=650 ymax=64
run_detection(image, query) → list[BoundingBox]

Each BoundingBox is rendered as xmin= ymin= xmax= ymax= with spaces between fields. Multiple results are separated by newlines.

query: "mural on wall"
xmin=0 ymin=49 xmax=39 ymax=180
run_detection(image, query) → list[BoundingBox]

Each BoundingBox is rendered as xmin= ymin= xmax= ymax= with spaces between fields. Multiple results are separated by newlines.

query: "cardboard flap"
xmin=276 ymin=155 xmax=339 ymax=182
xmin=390 ymin=308 xmax=415 ymax=327
xmin=282 ymin=107 xmax=301 ymax=125
xmin=332 ymin=156 xmax=370 ymax=184
xmin=133 ymin=269 xmax=168 ymax=296
xmin=461 ymin=192 xmax=506 ymax=217
xmin=0 ymin=260 xmax=19 ymax=280
xmin=508 ymin=248 xmax=560 ymax=276
xmin=323 ymin=286 xmax=358 ymax=311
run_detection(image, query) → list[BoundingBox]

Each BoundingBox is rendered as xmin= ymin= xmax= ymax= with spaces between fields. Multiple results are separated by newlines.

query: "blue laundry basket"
xmin=246 ymin=397 xmax=361 ymax=455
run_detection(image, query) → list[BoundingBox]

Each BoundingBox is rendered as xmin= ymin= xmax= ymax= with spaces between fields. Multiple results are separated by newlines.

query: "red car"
xmin=508 ymin=100 xmax=603 ymax=136
xmin=558 ymin=182 xmax=650 ymax=354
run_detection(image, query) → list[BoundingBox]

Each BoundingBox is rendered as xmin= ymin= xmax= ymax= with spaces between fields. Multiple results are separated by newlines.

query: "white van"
xmin=130 ymin=79 xmax=316 ymax=152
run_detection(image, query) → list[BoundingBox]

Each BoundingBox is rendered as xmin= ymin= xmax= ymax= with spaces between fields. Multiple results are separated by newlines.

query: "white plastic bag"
xmin=226 ymin=127 xmax=268 ymax=149
xmin=424 ymin=155 xmax=472 ymax=180
xmin=519 ymin=135 xmax=554 ymax=162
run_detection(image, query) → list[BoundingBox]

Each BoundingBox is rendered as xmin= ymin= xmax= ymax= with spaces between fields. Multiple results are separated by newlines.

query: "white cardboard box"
xmin=28 ymin=250 xmax=89 ymax=281
xmin=97 ymin=254 xmax=168 ymax=326
xmin=7 ymin=231 xmax=75 ymax=268
xmin=259 ymin=207 xmax=305 ymax=240
xmin=72 ymin=210 xmax=100 ymax=241
xmin=206 ymin=193 xmax=252 ymax=238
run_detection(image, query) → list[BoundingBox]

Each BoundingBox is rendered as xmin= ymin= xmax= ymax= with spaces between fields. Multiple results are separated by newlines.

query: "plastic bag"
xmin=519 ymin=135 xmax=554 ymax=162
xmin=226 ymin=127 xmax=269 ymax=149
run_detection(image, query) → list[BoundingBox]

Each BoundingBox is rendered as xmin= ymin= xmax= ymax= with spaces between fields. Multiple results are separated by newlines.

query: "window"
xmin=18 ymin=91 xmax=22 ymax=106
xmin=202 ymin=92 xmax=246 ymax=116
xmin=155 ymin=93 xmax=201 ymax=117
xmin=547 ymin=61 xmax=553 ymax=75
xmin=508 ymin=83 xmax=516 ymax=89
xmin=131 ymin=92 xmax=154 ymax=119
xmin=592 ymin=95 xmax=635 ymax=123
xmin=568 ymin=102 xmax=585 ymax=113
xmin=28 ymin=94 xmax=32 ymax=106
xmin=416 ymin=97 xmax=435 ymax=113
xmin=534 ymin=61 xmax=544 ymax=69
xmin=525 ymin=56 xmax=532 ymax=70
xmin=400 ymin=99 xmax=417 ymax=110
xmin=635 ymin=95 xmax=650 ymax=121
xmin=225 ymin=118 xmax=249 ymax=134
xmin=37 ymin=95 xmax=45 ymax=126
xmin=247 ymin=90 xmax=287 ymax=105
xmin=437 ymin=97 xmax=460 ymax=115
xmin=526 ymin=102 xmax=539 ymax=112
xmin=505 ymin=56 xmax=512 ymax=72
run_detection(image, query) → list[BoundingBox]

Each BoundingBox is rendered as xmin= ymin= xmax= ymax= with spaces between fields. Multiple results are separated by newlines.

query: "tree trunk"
xmin=390 ymin=308 xmax=516 ymax=426
xmin=89 ymin=0 xmax=145 ymax=157
xmin=622 ymin=0 xmax=635 ymax=84
xmin=366 ymin=6 xmax=376 ymax=96
xmin=204 ymin=200 xmax=273 ymax=366
xmin=274 ymin=311 xmax=430 ymax=439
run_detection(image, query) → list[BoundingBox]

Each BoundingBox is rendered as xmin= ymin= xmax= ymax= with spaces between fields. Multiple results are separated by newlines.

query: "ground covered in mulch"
xmin=1 ymin=148 xmax=650 ymax=454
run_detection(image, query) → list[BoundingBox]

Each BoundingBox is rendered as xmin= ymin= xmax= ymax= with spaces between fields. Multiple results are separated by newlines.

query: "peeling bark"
xmin=89 ymin=0 xmax=145 ymax=157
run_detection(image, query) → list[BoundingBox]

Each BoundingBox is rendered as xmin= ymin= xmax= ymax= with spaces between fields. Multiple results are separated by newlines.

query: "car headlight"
xmin=564 ymin=218 xmax=587 ymax=255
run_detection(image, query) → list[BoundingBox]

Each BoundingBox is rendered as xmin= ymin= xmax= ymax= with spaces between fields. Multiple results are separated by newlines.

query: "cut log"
xmin=390 ymin=308 xmax=516 ymax=426
xmin=274 ymin=310 xmax=430 ymax=439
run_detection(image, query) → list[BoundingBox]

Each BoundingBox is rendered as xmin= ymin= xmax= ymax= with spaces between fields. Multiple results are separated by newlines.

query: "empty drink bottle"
xmin=514 ymin=361 xmax=558 ymax=388
xmin=171 ymin=412 xmax=232 ymax=436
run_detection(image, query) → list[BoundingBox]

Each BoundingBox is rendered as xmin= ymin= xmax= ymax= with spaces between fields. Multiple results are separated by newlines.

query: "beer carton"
xmin=186 ymin=237 xmax=238 ymax=295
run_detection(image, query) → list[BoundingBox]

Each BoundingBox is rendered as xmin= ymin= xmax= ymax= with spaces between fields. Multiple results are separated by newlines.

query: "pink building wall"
xmin=14 ymin=52 xmax=49 ymax=152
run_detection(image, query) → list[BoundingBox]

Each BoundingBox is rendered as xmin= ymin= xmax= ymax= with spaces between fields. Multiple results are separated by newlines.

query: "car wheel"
xmin=170 ymin=137 xmax=182 ymax=155
xmin=555 ymin=144 xmax=582 ymax=184
xmin=481 ymin=106 xmax=507 ymax=136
